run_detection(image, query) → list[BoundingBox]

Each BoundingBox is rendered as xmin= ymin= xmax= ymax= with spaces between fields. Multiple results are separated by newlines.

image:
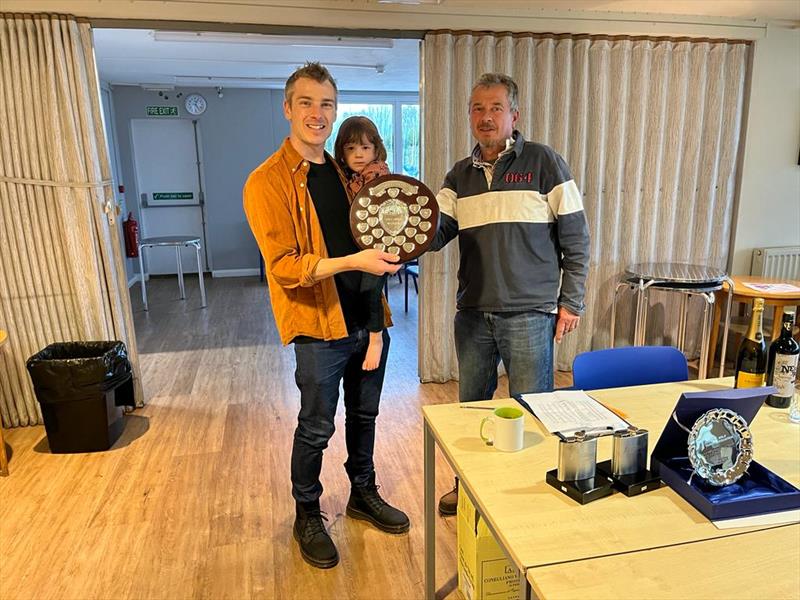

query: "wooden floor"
xmin=0 ymin=275 xmax=571 ymax=600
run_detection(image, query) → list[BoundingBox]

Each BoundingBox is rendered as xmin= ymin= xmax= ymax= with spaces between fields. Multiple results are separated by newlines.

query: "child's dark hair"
xmin=334 ymin=116 xmax=388 ymax=171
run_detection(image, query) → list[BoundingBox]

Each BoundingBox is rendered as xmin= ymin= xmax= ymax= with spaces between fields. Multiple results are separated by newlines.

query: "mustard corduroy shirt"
xmin=243 ymin=138 xmax=392 ymax=345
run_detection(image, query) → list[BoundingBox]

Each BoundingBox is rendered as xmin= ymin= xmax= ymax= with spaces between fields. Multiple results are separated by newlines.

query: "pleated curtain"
xmin=0 ymin=13 xmax=143 ymax=427
xmin=419 ymin=31 xmax=750 ymax=381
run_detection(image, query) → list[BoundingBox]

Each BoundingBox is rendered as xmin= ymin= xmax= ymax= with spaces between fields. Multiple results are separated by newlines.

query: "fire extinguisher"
xmin=123 ymin=212 xmax=139 ymax=258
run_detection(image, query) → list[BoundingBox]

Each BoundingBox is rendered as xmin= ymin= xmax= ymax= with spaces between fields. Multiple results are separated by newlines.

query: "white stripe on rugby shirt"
xmin=457 ymin=189 xmax=553 ymax=230
xmin=436 ymin=187 xmax=458 ymax=219
xmin=547 ymin=179 xmax=584 ymax=216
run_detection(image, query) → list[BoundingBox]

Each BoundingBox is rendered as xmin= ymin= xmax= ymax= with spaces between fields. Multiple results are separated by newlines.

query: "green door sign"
xmin=153 ymin=192 xmax=193 ymax=201
xmin=146 ymin=106 xmax=178 ymax=117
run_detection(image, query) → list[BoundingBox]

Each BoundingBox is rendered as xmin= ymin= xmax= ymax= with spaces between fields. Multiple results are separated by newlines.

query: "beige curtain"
xmin=419 ymin=31 xmax=750 ymax=381
xmin=0 ymin=13 xmax=143 ymax=427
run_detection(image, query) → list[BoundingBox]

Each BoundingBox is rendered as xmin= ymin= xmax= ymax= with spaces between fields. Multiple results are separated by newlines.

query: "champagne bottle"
xmin=735 ymin=298 xmax=766 ymax=388
xmin=765 ymin=308 xmax=799 ymax=408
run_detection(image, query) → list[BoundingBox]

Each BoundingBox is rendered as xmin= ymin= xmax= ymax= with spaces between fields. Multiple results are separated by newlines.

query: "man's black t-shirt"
xmin=306 ymin=157 xmax=366 ymax=334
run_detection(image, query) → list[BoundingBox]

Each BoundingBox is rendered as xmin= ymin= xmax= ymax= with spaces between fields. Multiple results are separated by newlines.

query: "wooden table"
xmin=527 ymin=523 xmax=800 ymax=599
xmin=422 ymin=378 xmax=800 ymax=600
xmin=708 ymin=275 xmax=800 ymax=375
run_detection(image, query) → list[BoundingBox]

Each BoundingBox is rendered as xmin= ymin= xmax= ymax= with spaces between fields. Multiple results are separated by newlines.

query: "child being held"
xmin=334 ymin=116 xmax=391 ymax=371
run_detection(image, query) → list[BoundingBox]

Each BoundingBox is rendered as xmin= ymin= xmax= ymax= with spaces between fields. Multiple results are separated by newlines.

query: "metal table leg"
xmin=176 ymin=245 xmax=186 ymax=300
xmin=424 ymin=420 xmax=435 ymax=600
xmin=610 ymin=281 xmax=627 ymax=348
xmin=634 ymin=279 xmax=644 ymax=346
xmin=677 ymin=293 xmax=688 ymax=352
xmin=698 ymin=292 xmax=714 ymax=379
xmin=635 ymin=280 xmax=658 ymax=346
xmin=138 ymin=244 xmax=148 ymax=311
xmin=194 ymin=242 xmax=207 ymax=308
xmin=641 ymin=286 xmax=651 ymax=345
xmin=719 ymin=278 xmax=734 ymax=378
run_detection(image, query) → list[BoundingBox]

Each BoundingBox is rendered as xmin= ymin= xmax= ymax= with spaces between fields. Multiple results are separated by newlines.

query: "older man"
xmin=431 ymin=73 xmax=590 ymax=514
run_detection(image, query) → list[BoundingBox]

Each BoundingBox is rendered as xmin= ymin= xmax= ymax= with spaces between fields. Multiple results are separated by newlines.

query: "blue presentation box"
xmin=650 ymin=386 xmax=800 ymax=521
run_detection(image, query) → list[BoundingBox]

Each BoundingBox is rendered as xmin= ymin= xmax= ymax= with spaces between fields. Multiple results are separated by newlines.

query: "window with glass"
xmin=325 ymin=96 xmax=419 ymax=178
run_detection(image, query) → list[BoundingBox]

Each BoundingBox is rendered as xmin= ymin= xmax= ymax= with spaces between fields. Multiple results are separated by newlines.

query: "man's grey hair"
xmin=471 ymin=73 xmax=519 ymax=112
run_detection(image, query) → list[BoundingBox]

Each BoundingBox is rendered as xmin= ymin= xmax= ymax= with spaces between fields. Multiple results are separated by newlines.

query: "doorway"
xmin=130 ymin=117 xmax=209 ymax=275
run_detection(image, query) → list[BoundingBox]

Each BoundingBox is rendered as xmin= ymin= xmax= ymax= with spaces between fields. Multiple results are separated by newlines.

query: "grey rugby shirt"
xmin=431 ymin=131 xmax=590 ymax=315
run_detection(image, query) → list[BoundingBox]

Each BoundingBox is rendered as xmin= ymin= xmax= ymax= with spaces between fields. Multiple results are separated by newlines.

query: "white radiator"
xmin=751 ymin=246 xmax=800 ymax=279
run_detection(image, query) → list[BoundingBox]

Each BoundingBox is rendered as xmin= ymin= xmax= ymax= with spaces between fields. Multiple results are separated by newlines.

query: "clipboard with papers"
xmin=517 ymin=390 xmax=631 ymax=439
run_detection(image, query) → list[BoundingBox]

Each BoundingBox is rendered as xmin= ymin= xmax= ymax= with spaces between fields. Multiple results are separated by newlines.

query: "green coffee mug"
xmin=480 ymin=406 xmax=524 ymax=452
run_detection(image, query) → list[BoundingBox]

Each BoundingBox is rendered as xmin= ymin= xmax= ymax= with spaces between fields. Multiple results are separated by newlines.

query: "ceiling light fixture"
xmin=173 ymin=75 xmax=288 ymax=87
xmin=108 ymin=56 xmax=384 ymax=73
xmin=152 ymin=31 xmax=394 ymax=50
xmin=140 ymin=83 xmax=175 ymax=91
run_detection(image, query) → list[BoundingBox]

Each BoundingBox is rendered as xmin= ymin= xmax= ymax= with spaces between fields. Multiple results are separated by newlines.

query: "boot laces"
xmin=301 ymin=510 xmax=329 ymax=538
xmin=361 ymin=484 xmax=388 ymax=512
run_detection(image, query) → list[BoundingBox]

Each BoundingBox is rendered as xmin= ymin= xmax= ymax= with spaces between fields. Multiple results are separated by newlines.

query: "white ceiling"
xmin=93 ymin=29 xmax=421 ymax=92
xmin=92 ymin=1 xmax=799 ymax=92
xmin=384 ymin=0 xmax=800 ymax=21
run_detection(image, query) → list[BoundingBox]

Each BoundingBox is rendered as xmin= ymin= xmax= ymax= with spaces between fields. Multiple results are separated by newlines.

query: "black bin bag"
xmin=26 ymin=341 xmax=135 ymax=453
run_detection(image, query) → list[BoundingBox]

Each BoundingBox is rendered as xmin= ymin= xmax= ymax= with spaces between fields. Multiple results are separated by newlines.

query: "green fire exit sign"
xmin=146 ymin=106 xmax=178 ymax=117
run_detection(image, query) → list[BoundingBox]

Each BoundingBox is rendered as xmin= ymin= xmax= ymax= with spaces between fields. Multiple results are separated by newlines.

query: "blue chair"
xmin=572 ymin=346 xmax=689 ymax=391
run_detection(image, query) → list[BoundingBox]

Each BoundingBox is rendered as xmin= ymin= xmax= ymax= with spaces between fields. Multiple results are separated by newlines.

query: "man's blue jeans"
xmin=454 ymin=309 xmax=556 ymax=401
xmin=291 ymin=329 xmax=389 ymax=504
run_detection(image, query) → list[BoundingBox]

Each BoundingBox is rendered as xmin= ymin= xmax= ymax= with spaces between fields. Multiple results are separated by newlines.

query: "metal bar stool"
xmin=138 ymin=236 xmax=207 ymax=311
xmin=610 ymin=263 xmax=733 ymax=379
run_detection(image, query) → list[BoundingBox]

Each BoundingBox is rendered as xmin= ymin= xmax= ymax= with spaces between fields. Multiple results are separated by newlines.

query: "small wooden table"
xmin=708 ymin=275 xmax=800 ymax=375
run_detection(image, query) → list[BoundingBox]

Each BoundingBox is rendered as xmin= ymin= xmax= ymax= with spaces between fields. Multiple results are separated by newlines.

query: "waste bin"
xmin=26 ymin=341 xmax=135 ymax=453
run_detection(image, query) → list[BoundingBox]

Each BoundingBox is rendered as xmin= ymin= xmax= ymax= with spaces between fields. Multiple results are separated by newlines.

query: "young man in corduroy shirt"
xmin=243 ymin=63 xmax=409 ymax=570
xmin=432 ymin=73 xmax=591 ymax=514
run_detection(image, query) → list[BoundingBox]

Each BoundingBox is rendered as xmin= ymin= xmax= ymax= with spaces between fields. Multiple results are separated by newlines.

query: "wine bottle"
xmin=735 ymin=297 xmax=766 ymax=388
xmin=765 ymin=308 xmax=799 ymax=408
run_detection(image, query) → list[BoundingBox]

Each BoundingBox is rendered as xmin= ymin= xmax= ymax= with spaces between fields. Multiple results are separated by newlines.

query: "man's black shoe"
xmin=346 ymin=484 xmax=410 ymax=534
xmin=438 ymin=478 xmax=458 ymax=516
xmin=294 ymin=502 xmax=339 ymax=569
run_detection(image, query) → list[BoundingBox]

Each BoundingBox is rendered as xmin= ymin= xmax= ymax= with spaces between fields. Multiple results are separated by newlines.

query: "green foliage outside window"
xmin=325 ymin=102 xmax=419 ymax=178
xmin=401 ymin=104 xmax=420 ymax=179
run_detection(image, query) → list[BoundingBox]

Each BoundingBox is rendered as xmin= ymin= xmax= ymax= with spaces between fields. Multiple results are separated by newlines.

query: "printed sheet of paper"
xmin=743 ymin=282 xmax=800 ymax=294
xmin=519 ymin=390 xmax=630 ymax=437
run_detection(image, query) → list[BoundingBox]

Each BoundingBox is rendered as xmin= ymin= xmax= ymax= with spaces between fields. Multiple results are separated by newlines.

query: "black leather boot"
xmin=346 ymin=484 xmax=410 ymax=534
xmin=294 ymin=501 xmax=339 ymax=569
xmin=438 ymin=478 xmax=458 ymax=516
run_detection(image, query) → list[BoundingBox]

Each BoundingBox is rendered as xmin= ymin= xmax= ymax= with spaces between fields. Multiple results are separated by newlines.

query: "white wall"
xmin=110 ymin=86 xmax=287 ymax=275
xmin=731 ymin=24 xmax=800 ymax=275
xmin=5 ymin=0 xmax=798 ymax=279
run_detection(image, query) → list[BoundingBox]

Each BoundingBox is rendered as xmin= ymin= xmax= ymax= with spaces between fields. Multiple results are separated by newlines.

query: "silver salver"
xmin=687 ymin=408 xmax=753 ymax=486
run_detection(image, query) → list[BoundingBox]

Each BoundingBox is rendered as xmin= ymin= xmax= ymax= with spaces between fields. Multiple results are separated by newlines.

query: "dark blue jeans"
xmin=291 ymin=329 xmax=390 ymax=504
xmin=454 ymin=309 xmax=556 ymax=402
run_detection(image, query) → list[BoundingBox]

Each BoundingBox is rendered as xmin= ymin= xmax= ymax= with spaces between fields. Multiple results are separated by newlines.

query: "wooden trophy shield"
xmin=349 ymin=174 xmax=440 ymax=262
